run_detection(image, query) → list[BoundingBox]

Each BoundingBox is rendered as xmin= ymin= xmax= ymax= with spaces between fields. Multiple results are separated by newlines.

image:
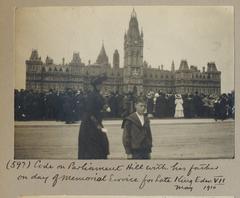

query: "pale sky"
xmin=15 ymin=6 xmax=234 ymax=93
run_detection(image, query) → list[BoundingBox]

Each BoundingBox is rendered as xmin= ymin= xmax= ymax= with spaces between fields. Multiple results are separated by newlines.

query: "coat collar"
xmin=130 ymin=112 xmax=143 ymax=127
xmin=124 ymin=112 xmax=149 ymax=128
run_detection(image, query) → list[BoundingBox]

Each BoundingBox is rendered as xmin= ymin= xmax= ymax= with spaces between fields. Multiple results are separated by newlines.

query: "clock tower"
xmin=123 ymin=9 xmax=144 ymax=95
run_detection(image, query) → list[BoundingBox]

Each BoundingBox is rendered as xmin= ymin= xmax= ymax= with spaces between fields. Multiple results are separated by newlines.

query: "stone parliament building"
xmin=26 ymin=9 xmax=221 ymax=95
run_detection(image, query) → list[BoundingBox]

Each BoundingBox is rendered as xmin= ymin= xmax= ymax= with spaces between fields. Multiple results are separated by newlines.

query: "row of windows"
xmin=144 ymin=74 xmax=174 ymax=79
xmin=177 ymin=73 xmax=220 ymax=79
xmin=176 ymin=80 xmax=220 ymax=84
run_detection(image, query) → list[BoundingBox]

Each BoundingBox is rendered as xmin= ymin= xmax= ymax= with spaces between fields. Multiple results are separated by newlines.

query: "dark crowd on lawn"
xmin=14 ymin=89 xmax=235 ymax=122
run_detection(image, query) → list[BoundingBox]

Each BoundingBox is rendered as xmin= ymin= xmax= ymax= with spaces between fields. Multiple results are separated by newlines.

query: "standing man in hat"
xmin=122 ymin=98 xmax=153 ymax=159
xmin=78 ymin=74 xmax=110 ymax=159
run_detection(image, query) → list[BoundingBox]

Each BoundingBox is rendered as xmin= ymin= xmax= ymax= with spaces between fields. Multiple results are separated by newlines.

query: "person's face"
xmin=135 ymin=102 xmax=146 ymax=115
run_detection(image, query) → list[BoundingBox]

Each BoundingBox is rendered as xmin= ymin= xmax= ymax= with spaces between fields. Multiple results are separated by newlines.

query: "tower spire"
xmin=124 ymin=9 xmax=143 ymax=68
xmin=171 ymin=60 xmax=175 ymax=71
xmin=131 ymin=8 xmax=137 ymax=18
xmin=96 ymin=42 xmax=109 ymax=67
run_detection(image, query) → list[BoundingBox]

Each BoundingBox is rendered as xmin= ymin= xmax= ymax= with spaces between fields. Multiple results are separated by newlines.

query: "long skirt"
xmin=174 ymin=109 xmax=184 ymax=118
xmin=78 ymin=118 xmax=109 ymax=159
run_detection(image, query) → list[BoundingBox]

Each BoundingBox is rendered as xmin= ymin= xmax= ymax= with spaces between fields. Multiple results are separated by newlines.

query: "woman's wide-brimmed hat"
xmin=175 ymin=94 xmax=182 ymax=99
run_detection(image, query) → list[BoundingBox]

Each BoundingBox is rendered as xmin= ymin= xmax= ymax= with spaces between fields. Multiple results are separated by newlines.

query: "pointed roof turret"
xmin=30 ymin=49 xmax=40 ymax=61
xmin=207 ymin=62 xmax=218 ymax=72
xmin=45 ymin=56 xmax=54 ymax=65
xmin=131 ymin=8 xmax=137 ymax=18
xmin=70 ymin=52 xmax=82 ymax=65
xmin=171 ymin=60 xmax=175 ymax=71
xmin=96 ymin=42 xmax=109 ymax=66
xmin=127 ymin=9 xmax=140 ymax=40
xmin=179 ymin=60 xmax=189 ymax=71
xmin=113 ymin=49 xmax=120 ymax=69
xmin=26 ymin=49 xmax=43 ymax=65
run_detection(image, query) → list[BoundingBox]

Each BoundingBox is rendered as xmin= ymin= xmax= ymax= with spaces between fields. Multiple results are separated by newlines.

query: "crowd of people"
xmin=14 ymin=88 xmax=235 ymax=122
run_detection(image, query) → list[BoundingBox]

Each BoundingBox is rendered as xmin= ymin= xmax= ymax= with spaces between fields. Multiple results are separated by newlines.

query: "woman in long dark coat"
xmin=78 ymin=75 xmax=109 ymax=159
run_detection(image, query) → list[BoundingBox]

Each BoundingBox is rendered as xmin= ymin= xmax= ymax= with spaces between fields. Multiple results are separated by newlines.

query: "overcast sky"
xmin=15 ymin=6 xmax=234 ymax=93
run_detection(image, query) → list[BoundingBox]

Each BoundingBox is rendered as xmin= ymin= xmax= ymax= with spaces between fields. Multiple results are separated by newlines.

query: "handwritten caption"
xmin=6 ymin=160 xmax=226 ymax=191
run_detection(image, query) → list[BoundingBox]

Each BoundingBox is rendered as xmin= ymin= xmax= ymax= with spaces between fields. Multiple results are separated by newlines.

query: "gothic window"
xmin=49 ymin=68 xmax=52 ymax=72
xmin=166 ymin=75 xmax=168 ymax=79
xmin=161 ymin=75 xmax=163 ymax=79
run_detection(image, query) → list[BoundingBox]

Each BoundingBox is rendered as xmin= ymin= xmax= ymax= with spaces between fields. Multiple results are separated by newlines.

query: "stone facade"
xmin=26 ymin=9 xmax=221 ymax=95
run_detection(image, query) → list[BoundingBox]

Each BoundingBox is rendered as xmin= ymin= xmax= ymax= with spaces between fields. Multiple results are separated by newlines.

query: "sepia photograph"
xmin=14 ymin=6 xmax=234 ymax=160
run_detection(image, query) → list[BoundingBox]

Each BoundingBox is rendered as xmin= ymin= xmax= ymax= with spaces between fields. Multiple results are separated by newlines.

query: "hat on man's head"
xmin=90 ymin=73 xmax=107 ymax=87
